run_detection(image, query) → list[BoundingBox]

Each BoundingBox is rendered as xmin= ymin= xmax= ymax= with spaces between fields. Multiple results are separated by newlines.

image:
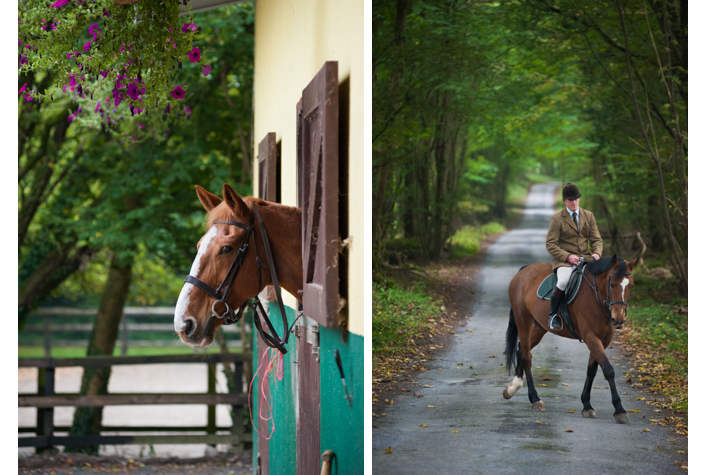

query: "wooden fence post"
xmin=231 ymin=361 xmax=244 ymax=451
xmin=120 ymin=313 xmax=129 ymax=356
xmin=207 ymin=363 xmax=216 ymax=446
xmin=36 ymin=364 xmax=55 ymax=453
xmin=43 ymin=314 xmax=52 ymax=358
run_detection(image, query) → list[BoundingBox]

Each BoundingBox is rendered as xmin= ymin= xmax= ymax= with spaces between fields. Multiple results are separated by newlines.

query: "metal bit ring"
xmin=212 ymin=300 xmax=231 ymax=320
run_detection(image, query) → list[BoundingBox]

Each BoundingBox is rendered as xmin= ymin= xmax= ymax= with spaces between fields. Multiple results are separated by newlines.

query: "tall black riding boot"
xmin=548 ymin=287 xmax=565 ymax=330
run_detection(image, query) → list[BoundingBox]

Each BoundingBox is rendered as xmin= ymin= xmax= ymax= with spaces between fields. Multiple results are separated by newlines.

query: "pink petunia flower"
xmin=170 ymin=86 xmax=185 ymax=100
xmin=51 ymin=0 xmax=70 ymax=8
xmin=187 ymin=47 xmax=200 ymax=63
xmin=19 ymin=83 xmax=27 ymax=94
xmin=126 ymin=83 xmax=140 ymax=101
xmin=202 ymin=64 xmax=211 ymax=77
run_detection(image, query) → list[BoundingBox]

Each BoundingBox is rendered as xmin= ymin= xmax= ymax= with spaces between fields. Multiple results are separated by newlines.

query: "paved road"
xmin=372 ymin=183 xmax=687 ymax=474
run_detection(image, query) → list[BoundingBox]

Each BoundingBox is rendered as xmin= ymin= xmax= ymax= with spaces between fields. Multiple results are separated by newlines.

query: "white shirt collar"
xmin=566 ymin=207 xmax=579 ymax=219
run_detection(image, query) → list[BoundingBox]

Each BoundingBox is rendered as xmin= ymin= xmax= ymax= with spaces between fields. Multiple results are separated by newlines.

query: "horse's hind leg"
xmin=520 ymin=320 xmax=547 ymax=411
xmin=580 ymin=354 xmax=599 ymax=418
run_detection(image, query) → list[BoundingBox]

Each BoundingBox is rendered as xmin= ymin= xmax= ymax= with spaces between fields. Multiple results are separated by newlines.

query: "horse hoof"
xmin=582 ymin=409 xmax=597 ymax=419
xmin=531 ymin=401 xmax=546 ymax=412
xmin=503 ymin=387 xmax=512 ymax=399
xmin=614 ymin=413 xmax=629 ymax=424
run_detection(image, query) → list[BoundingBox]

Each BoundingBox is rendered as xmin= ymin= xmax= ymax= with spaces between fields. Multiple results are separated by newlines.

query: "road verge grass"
xmin=614 ymin=265 xmax=687 ymax=436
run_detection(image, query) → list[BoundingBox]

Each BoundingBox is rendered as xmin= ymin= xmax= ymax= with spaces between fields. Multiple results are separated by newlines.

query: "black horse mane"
xmin=585 ymin=256 xmax=628 ymax=277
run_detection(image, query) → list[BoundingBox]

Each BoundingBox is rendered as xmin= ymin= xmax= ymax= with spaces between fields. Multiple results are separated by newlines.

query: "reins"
xmin=184 ymin=204 xmax=293 ymax=354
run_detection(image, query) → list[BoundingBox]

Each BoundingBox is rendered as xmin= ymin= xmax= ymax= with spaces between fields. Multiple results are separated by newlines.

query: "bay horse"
xmin=174 ymin=184 xmax=302 ymax=351
xmin=503 ymin=255 xmax=638 ymax=423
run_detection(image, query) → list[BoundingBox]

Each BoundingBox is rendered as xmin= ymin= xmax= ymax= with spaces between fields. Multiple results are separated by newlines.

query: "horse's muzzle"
xmin=612 ymin=318 xmax=623 ymax=329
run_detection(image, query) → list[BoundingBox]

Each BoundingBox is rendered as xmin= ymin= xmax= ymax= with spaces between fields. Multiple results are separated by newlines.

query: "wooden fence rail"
xmin=20 ymin=307 xmax=250 ymax=356
xmin=18 ymin=353 xmax=252 ymax=451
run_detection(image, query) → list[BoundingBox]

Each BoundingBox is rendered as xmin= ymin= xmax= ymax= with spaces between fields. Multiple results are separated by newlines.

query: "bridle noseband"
xmin=184 ymin=205 xmax=292 ymax=354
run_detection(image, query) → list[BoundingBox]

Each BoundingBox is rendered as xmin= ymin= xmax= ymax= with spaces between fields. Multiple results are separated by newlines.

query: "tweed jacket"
xmin=546 ymin=207 xmax=603 ymax=271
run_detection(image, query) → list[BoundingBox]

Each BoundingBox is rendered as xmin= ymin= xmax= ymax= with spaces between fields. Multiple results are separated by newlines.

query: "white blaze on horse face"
xmin=620 ymin=277 xmax=630 ymax=300
xmin=174 ymin=226 xmax=219 ymax=332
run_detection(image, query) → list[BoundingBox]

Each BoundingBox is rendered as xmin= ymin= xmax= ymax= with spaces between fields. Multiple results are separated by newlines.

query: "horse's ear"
xmin=610 ymin=254 xmax=618 ymax=266
xmin=195 ymin=185 xmax=222 ymax=211
xmin=627 ymin=257 xmax=639 ymax=272
xmin=223 ymin=183 xmax=249 ymax=217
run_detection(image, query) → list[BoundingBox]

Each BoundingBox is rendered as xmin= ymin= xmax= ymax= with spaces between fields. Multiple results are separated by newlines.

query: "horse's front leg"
xmin=586 ymin=337 xmax=628 ymax=423
xmin=580 ymin=354 xmax=598 ymax=418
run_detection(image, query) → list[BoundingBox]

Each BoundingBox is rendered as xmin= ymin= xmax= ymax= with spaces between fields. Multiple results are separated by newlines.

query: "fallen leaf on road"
xmin=541 ymin=376 xmax=552 ymax=381
xmin=384 ymin=447 xmax=393 ymax=454
xmin=452 ymin=430 xmax=459 ymax=433
xmin=567 ymin=410 xmax=575 ymax=413
xmin=642 ymin=427 xmax=651 ymax=432
xmin=629 ymin=409 xmax=640 ymax=413
xmin=489 ymin=354 xmax=497 ymax=358
xmin=385 ymin=399 xmax=394 ymax=405
xmin=419 ymin=424 xmax=428 ymax=428
xmin=561 ymin=383 xmax=569 ymax=386
xmin=413 ymin=392 xmax=423 ymax=397
xmin=427 ymin=405 xmax=436 ymax=408
xmin=423 ymin=384 xmax=433 ymax=388
xmin=536 ymin=420 xmax=542 ymax=424
xmin=565 ymin=429 xmax=574 ymax=432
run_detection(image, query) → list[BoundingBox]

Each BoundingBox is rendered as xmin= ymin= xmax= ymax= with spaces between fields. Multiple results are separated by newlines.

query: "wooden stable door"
xmin=255 ymin=61 xmax=339 ymax=475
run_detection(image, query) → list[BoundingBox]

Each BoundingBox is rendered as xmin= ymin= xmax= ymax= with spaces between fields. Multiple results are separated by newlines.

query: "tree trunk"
xmin=18 ymin=245 xmax=96 ymax=329
xmin=66 ymin=249 xmax=134 ymax=455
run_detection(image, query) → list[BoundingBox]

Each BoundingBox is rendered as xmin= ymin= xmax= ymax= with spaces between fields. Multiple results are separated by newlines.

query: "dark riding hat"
xmin=562 ymin=183 xmax=581 ymax=200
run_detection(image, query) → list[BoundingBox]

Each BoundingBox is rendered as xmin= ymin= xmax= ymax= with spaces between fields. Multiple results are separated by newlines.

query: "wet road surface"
xmin=371 ymin=183 xmax=687 ymax=474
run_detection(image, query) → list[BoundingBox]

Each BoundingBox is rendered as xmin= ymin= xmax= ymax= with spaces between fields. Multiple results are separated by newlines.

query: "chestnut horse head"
xmin=174 ymin=184 xmax=302 ymax=349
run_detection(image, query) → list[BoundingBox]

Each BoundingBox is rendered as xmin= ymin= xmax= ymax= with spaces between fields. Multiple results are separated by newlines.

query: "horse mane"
xmin=585 ymin=256 xmax=628 ymax=278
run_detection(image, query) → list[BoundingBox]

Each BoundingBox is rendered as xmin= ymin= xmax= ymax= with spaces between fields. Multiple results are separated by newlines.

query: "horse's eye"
xmin=219 ymin=246 xmax=234 ymax=255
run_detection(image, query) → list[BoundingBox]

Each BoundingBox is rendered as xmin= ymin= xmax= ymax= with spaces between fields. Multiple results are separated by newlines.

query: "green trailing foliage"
xmin=19 ymin=0 xmax=203 ymax=113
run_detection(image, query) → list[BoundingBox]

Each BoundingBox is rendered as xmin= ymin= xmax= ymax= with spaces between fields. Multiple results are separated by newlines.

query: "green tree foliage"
xmin=373 ymin=0 xmax=686 ymax=294
xmin=19 ymin=4 xmax=255 ymax=323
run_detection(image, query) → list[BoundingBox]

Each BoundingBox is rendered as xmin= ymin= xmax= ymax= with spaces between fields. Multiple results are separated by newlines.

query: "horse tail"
xmin=505 ymin=308 xmax=520 ymax=375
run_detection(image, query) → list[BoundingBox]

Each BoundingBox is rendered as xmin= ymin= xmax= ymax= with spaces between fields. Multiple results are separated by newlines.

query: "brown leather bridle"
xmin=184 ymin=205 xmax=291 ymax=354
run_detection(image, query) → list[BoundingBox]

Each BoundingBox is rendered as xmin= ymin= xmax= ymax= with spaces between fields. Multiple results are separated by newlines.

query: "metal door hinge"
xmin=307 ymin=324 xmax=320 ymax=362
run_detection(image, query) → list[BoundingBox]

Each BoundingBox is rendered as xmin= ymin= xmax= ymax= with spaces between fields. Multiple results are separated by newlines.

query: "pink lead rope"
xmin=248 ymin=346 xmax=284 ymax=440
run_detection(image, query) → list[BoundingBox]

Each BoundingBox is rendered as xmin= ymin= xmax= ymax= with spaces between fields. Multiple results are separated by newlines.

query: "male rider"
xmin=545 ymin=183 xmax=603 ymax=331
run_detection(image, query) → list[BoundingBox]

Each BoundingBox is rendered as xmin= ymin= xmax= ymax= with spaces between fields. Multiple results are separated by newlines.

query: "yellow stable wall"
xmin=252 ymin=0 xmax=364 ymax=337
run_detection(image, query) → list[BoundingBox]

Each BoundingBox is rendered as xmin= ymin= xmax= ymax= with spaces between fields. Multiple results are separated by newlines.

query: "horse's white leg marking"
xmin=174 ymin=226 xmax=219 ymax=332
xmin=506 ymin=376 xmax=524 ymax=398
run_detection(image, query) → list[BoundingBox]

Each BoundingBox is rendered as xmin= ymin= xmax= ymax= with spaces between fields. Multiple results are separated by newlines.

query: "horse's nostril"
xmin=184 ymin=317 xmax=197 ymax=338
